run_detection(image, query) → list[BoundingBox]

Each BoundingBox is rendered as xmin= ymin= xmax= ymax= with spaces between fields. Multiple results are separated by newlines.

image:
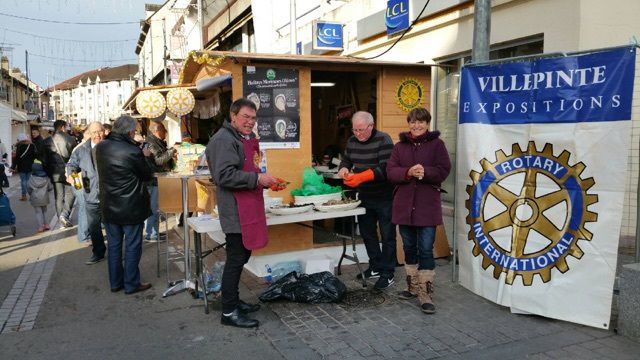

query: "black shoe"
xmin=374 ymin=276 xmax=395 ymax=290
xmin=125 ymin=283 xmax=152 ymax=295
xmin=237 ymin=300 xmax=260 ymax=313
xmin=356 ymin=268 xmax=380 ymax=280
xmin=111 ymin=286 xmax=124 ymax=293
xmin=421 ymin=302 xmax=436 ymax=314
xmin=85 ymin=255 xmax=105 ymax=265
xmin=221 ymin=309 xmax=259 ymax=328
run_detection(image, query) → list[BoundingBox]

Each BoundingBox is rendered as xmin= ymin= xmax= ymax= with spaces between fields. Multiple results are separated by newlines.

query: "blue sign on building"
xmin=313 ymin=21 xmax=343 ymax=51
xmin=385 ymin=0 xmax=410 ymax=36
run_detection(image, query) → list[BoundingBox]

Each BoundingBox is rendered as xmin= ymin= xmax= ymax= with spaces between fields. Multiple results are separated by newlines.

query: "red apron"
xmin=232 ymin=138 xmax=268 ymax=250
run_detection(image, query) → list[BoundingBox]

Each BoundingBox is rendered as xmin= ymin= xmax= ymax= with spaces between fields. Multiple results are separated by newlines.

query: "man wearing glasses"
xmin=338 ymin=111 xmax=396 ymax=290
xmin=206 ymin=98 xmax=278 ymax=328
xmin=66 ymin=122 xmax=107 ymax=265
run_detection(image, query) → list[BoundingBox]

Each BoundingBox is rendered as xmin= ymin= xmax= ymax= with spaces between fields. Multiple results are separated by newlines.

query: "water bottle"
xmin=265 ymin=264 xmax=273 ymax=283
xmin=207 ymin=261 xmax=224 ymax=293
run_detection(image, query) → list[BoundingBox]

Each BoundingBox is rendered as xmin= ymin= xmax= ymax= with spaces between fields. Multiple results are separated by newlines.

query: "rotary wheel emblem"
xmin=465 ymin=142 xmax=598 ymax=285
xmin=395 ymin=78 xmax=424 ymax=112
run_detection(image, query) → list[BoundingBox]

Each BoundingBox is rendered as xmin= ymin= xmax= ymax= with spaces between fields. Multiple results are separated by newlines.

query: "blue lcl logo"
xmin=385 ymin=0 xmax=410 ymax=36
xmin=314 ymin=21 xmax=343 ymax=50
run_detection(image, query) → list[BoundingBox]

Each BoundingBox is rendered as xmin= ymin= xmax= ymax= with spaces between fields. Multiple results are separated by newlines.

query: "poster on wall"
xmin=243 ymin=66 xmax=300 ymax=149
xmin=455 ymin=46 xmax=636 ymax=329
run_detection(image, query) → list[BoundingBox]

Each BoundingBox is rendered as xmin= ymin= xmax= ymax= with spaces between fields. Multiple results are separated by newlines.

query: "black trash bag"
xmin=259 ymin=271 xmax=347 ymax=304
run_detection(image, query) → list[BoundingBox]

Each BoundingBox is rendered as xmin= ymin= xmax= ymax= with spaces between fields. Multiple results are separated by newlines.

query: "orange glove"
xmin=344 ymin=169 xmax=375 ymax=188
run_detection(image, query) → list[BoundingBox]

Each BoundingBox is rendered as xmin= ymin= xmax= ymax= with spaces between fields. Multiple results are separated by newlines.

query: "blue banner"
xmin=459 ymin=47 xmax=636 ymax=124
xmin=385 ymin=0 xmax=410 ymax=36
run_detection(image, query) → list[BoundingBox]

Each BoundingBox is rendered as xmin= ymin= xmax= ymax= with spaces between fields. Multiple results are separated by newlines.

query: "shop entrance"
xmin=310 ymin=69 xmax=378 ymax=246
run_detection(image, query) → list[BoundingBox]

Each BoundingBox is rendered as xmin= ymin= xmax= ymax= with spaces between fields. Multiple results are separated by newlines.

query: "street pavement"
xmin=1 ymin=177 xmax=639 ymax=359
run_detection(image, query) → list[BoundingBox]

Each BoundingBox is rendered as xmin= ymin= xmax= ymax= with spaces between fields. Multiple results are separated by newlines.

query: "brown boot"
xmin=397 ymin=264 xmax=418 ymax=300
xmin=20 ymin=195 xmax=27 ymax=201
xmin=417 ymin=269 xmax=436 ymax=314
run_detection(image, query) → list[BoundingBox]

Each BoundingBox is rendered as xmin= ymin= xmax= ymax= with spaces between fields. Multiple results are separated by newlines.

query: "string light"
xmin=0 ymin=11 xmax=138 ymax=25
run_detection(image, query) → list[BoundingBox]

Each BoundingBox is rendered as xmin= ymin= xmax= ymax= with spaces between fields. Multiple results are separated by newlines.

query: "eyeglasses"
xmin=352 ymin=124 xmax=372 ymax=134
xmin=236 ymin=113 xmax=256 ymax=122
xmin=408 ymin=119 xmax=428 ymax=124
xmin=91 ymin=130 xmax=105 ymax=135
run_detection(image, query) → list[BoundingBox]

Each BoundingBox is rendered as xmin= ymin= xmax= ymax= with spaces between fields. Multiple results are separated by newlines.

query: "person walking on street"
xmin=68 ymin=129 xmax=91 ymax=245
xmin=206 ymin=98 xmax=278 ymax=328
xmin=144 ymin=121 xmax=177 ymax=242
xmin=387 ymin=107 xmax=451 ymax=314
xmin=0 ymin=138 xmax=9 ymax=187
xmin=44 ymin=120 xmax=77 ymax=227
xmin=31 ymin=127 xmax=46 ymax=163
xmin=67 ymin=122 xmax=107 ymax=265
xmin=27 ymin=160 xmax=53 ymax=232
xmin=338 ymin=111 xmax=397 ymax=290
xmin=96 ymin=115 xmax=154 ymax=294
xmin=11 ymin=133 xmax=36 ymax=201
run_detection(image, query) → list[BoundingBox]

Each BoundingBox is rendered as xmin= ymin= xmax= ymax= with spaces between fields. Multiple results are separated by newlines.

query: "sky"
xmin=0 ymin=0 xmax=164 ymax=89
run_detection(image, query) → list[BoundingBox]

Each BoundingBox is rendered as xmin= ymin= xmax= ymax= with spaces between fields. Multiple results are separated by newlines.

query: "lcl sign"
xmin=313 ymin=20 xmax=344 ymax=51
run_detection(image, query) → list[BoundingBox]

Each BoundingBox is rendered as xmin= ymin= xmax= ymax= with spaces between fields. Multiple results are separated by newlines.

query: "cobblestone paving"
xmin=0 ymin=223 xmax=59 ymax=334
xmin=233 ymin=257 xmax=640 ymax=360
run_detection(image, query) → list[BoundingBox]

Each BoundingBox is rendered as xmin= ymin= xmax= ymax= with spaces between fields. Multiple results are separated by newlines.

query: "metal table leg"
xmin=194 ymin=232 xmax=209 ymax=314
xmin=336 ymin=215 xmax=367 ymax=287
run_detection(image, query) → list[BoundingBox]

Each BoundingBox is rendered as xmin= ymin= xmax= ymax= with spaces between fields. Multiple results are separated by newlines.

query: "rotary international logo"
xmin=136 ymin=90 xmax=166 ymax=118
xmin=465 ymin=142 xmax=598 ymax=285
xmin=395 ymin=78 xmax=424 ymax=112
xmin=166 ymin=88 xmax=195 ymax=116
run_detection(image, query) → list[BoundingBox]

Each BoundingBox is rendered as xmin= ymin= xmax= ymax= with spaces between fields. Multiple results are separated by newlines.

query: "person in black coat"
xmin=43 ymin=120 xmax=77 ymax=227
xmin=30 ymin=127 xmax=46 ymax=163
xmin=11 ymin=133 xmax=36 ymax=200
xmin=96 ymin=115 xmax=155 ymax=295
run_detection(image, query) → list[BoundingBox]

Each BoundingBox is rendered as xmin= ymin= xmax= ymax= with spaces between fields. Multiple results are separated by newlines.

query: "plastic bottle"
xmin=265 ymin=264 xmax=273 ymax=283
xmin=206 ymin=261 xmax=224 ymax=293
xmin=271 ymin=261 xmax=302 ymax=281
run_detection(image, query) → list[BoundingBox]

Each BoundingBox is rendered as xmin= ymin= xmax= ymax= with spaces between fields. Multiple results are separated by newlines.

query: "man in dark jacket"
xmin=31 ymin=127 xmax=46 ymax=163
xmin=66 ymin=122 xmax=106 ymax=265
xmin=96 ymin=115 xmax=154 ymax=295
xmin=44 ymin=120 xmax=77 ymax=227
xmin=338 ymin=111 xmax=397 ymax=290
xmin=206 ymin=98 xmax=278 ymax=328
xmin=144 ymin=121 xmax=177 ymax=242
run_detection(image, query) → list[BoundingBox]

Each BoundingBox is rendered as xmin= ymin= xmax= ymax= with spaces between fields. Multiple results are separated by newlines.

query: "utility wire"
xmin=356 ymin=0 xmax=431 ymax=60
xmin=0 ymin=26 xmax=136 ymax=43
xmin=29 ymin=52 xmax=137 ymax=63
xmin=0 ymin=11 xmax=138 ymax=25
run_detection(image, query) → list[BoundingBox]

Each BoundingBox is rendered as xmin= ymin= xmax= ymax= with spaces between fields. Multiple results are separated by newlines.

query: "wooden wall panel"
xmin=377 ymin=68 xmax=431 ymax=141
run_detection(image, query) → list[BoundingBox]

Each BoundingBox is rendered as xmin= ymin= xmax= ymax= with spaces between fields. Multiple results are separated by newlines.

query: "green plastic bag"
xmin=290 ymin=167 xmax=342 ymax=196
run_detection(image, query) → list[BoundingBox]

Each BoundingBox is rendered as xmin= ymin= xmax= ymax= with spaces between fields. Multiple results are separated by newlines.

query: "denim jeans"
xmin=399 ymin=225 xmax=436 ymax=270
xmin=86 ymin=202 xmax=105 ymax=258
xmin=221 ymin=233 xmax=252 ymax=313
xmin=104 ymin=222 xmax=144 ymax=292
xmin=358 ymin=200 xmax=396 ymax=278
xmin=72 ymin=187 xmax=90 ymax=242
xmin=144 ymin=185 xmax=159 ymax=239
xmin=19 ymin=172 xmax=31 ymax=196
xmin=53 ymin=182 xmax=75 ymax=220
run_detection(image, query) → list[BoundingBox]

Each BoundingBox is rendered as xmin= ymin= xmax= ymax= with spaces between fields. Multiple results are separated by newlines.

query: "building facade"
xmin=51 ymin=64 xmax=137 ymax=125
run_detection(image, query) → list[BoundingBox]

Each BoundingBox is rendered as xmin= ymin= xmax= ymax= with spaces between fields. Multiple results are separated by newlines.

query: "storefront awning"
xmin=12 ymin=109 xmax=28 ymax=122
xmin=196 ymin=74 xmax=231 ymax=91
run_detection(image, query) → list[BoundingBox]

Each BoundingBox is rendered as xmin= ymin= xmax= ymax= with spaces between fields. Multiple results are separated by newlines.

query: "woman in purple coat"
xmin=387 ymin=107 xmax=451 ymax=314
